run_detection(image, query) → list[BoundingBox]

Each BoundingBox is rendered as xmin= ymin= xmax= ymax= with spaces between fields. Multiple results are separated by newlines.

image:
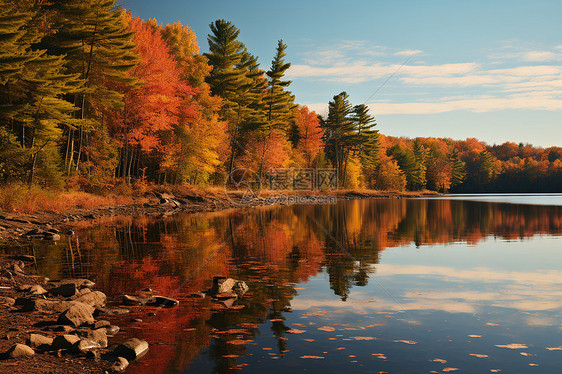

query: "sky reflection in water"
xmin=9 ymin=197 xmax=562 ymax=373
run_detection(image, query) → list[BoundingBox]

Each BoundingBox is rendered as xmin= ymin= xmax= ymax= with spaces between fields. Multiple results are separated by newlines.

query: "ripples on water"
xmin=3 ymin=197 xmax=562 ymax=373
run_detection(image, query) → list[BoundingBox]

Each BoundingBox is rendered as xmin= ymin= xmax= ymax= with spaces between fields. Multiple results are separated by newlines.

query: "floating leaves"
xmin=468 ymin=335 xmax=482 ymax=338
xmin=442 ymin=368 xmax=459 ymax=372
xmin=546 ymin=346 xmax=562 ymax=351
xmin=431 ymin=359 xmax=447 ymax=363
xmin=300 ymin=355 xmax=325 ymax=359
xmin=286 ymin=329 xmax=306 ymax=334
xmin=317 ymin=326 xmax=335 ymax=332
xmin=495 ymin=344 xmax=528 ymax=349
xmin=469 ymin=354 xmax=489 ymax=358
xmin=394 ymin=340 xmax=418 ymax=345
xmin=372 ymin=353 xmax=387 ymax=359
xmin=227 ymin=339 xmax=250 ymax=345
xmin=350 ymin=336 xmax=376 ymax=341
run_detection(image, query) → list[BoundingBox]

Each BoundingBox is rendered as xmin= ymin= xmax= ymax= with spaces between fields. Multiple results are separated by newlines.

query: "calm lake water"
xmin=4 ymin=196 xmax=562 ymax=373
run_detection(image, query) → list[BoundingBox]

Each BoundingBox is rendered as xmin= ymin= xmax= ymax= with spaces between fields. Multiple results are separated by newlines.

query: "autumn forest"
xmin=2 ymin=0 xmax=562 ymax=194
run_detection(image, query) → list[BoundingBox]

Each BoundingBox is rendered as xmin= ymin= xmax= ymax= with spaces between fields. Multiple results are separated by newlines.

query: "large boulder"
xmin=6 ymin=344 xmax=34 ymax=358
xmin=76 ymin=329 xmax=107 ymax=348
xmin=210 ymin=277 xmax=236 ymax=296
xmin=112 ymin=338 xmax=149 ymax=361
xmin=57 ymin=302 xmax=95 ymax=327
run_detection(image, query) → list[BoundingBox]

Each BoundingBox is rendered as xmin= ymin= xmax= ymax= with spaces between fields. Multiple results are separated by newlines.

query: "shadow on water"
xmin=2 ymin=198 xmax=562 ymax=373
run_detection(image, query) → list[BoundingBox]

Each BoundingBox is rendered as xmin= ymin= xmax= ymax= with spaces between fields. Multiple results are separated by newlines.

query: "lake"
xmin=5 ymin=196 xmax=562 ymax=373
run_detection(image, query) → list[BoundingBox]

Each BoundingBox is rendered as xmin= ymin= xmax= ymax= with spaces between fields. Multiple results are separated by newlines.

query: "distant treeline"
xmin=1 ymin=0 xmax=560 ymax=193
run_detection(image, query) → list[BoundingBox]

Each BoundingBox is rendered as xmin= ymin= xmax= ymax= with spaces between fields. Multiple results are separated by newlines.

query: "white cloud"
xmin=523 ymin=50 xmax=559 ymax=62
xmin=395 ymin=49 xmax=423 ymax=57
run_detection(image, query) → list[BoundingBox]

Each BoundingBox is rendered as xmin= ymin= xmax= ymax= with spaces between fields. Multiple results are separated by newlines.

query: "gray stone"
xmin=75 ymin=291 xmax=106 ymax=307
xmin=51 ymin=334 xmax=81 ymax=350
xmin=110 ymin=356 xmax=129 ymax=372
xmin=92 ymin=320 xmax=111 ymax=330
xmin=57 ymin=302 xmax=95 ymax=327
xmin=15 ymin=298 xmax=74 ymax=313
xmin=104 ymin=325 xmax=120 ymax=336
xmin=76 ymin=329 xmax=107 ymax=348
xmin=6 ymin=343 xmax=34 ymax=358
xmin=210 ymin=277 xmax=236 ymax=295
xmin=26 ymin=333 xmax=53 ymax=348
xmin=49 ymin=278 xmax=95 ymax=290
xmin=73 ymin=339 xmax=100 ymax=354
xmin=113 ymin=338 xmax=149 ymax=361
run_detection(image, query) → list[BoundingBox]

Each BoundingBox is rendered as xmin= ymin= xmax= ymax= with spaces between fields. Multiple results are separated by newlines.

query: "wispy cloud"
xmin=395 ymin=49 xmax=423 ymax=57
xmin=292 ymin=41 xmax=562 ymax=115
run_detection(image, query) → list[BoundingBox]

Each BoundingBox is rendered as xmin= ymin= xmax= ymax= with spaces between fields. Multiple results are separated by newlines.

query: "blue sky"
xmin=124 ymin=0 xmax=562 ymax=147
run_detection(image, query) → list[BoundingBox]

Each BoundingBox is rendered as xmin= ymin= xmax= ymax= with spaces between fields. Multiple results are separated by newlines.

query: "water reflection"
xmin=4 ymin=198 xmax=562 ymax=373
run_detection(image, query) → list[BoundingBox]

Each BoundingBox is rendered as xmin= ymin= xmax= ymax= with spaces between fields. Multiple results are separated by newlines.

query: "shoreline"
xmin=0 ymin=189 xmax=437 ymax=243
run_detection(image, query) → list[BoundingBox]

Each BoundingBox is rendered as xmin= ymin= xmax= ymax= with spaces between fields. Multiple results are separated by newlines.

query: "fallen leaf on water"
xmin=222 ymin=355 xmax=239 ymax=358
xmin=227 ymin=340 xmax=249 ymax=345
xmin=469 ymin=354 xmax=488 ymax=358
xmin=486 ymin=323 xmax=499 ymax=326
xmin=468 ymin=335 xmax=482 ymax=338
xmin=230 ymin=305 xmax=245 ymax=310
xmin=431 ymin=359 xmax=447 ymax=363
xmin=287 ymin=329 xmax=306 ymax=334
xmin=495 ymin=344 xmax=528 ymax=349
xmin=366 ymin=324 xmax=384 ymax=327
xmin=317 ymin=326 xmax=336 ymax=332
xmin=337 ymin=347 xmax=346 ymax=350
xmin=372 ymin=353 xmax=387 ymax=359
xmin=546 ymin=346 xmax=562 ymax=350
xmin=239 ymin=323 xmax=259 ymax=329
xmin=354 ymin=311 xmax=369 ymax=315
xmin=442 ymin=368 xmax=459 ymax=372
xmin=349 ymin=355 xmax=356 ymax=358
xmin=350 ymin=336 xmax=376 ymax=341
xmin=394 ymin=340 xmax=417 ymax=345
xmin=292 ymin=323 xmax=305 ymax=326
xmin=529 ymin=363 xmax=539 ymax=366
xmin=520 ymin=352 xmax=532 ymax=356
xmin=270 ymin=319 xmax=284 ymax=322
xmin=302 ymin=339 xmax=315 ymax=342
xmin=262 ymin=348 xmax=272 ymax=350
xmin=490 ymin=370 xmax=501 ymax=373
xmin=294 ymin=287 xmax=306 ymax=290
xmin=300 ymin=356 xmax=325 ymax=359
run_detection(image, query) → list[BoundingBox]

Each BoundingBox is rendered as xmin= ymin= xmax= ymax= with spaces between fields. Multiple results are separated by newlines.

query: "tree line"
xmin=1 ymin=0 xmax=561 ymax=193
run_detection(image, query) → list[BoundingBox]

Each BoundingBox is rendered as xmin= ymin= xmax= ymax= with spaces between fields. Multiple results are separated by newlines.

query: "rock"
xmin=49 ymin=278 xmax=95 ymax=290
xmin=73 ymin=339 xmax=100 ymax=354
xmin=43 ymin=232 xmax=61 ymax=241
xmin=233 ymin=281 xmax=249 ymax=297
xmin=8 ymin=263 xmax=24 ymax=274
xmin=148 ymin=296 xmax=179 ymax=308
xmin=188 ymin=292 xmax=206 ymax=299
xmin=57 ymin=302 xmax=95 ymax=327
xmin=110 ymin=356 xmax=129 ymax=372
xmin=15 ymin=298 xmax=74 ymax=313
xmin=49 ymin=283 xmax=77 ymax=297
xmin=52 ymin=325 xmax=75 ymax=333
xmin=93 ymin=320 xmax=111 ymax=330
xmin=94 ymin=307 xmax=129 ymax=316
xmin=26 ymin=334 xmax=53 ymax=349
xmin=75 ymin=291 xmax=106 ymax=307
xmin=113 ymin=338 xmax=149 ymax=361
xmin=141 ymin=288 xmax=153 ymax=292
xmin=28 ymin=285 xmax=48 ymax=295
xmin=130 ymin=318 xmax=142 ymax=323
xmin=6 ymin=344 xmax=34 ymax=358
xmin=0 ymin=296 xmax=15 ymax=306
xmin=76 ymin=329 xmax=107 ymax=348
xmin=51 ymin=334 xmax=81 ymax=350
xmin=217 ymin=297 xmax=237 ymax=309
xmin=122 ymin=294 xmax=154 ymax=306
xmin=67 ymin=230 xmax=75 ymax=235
xmin=210 ymin=277 xmax=236 ymax=296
